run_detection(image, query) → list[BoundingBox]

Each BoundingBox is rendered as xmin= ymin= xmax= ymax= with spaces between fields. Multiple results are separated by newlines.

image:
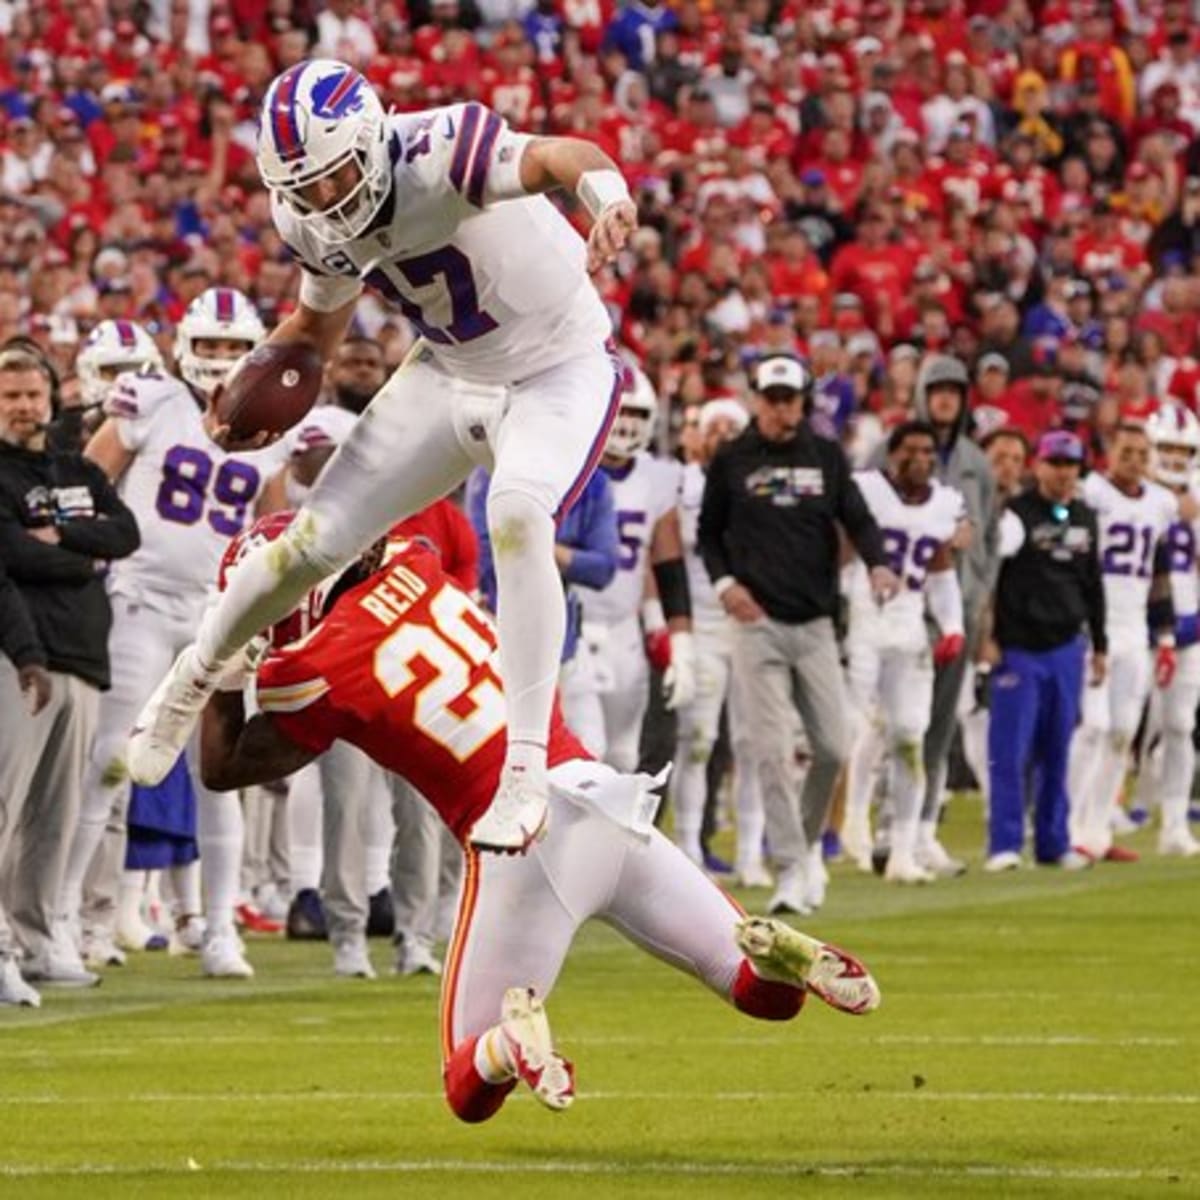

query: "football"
xmin=214 ymin=341 xmax=324 ymax=441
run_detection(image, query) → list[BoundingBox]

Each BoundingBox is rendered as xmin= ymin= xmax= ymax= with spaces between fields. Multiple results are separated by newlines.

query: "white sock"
xmin=199 ymin=791 xmax=244 ymax=933
xmin=117 ymin=871 xmax=147 ymax=932
xmin=670 ymin=745 xmax=707 ymax=865
xmin=473 ymin=1025 xmax=516 ymax=1083
xmin=888 ymin=733 xmax=925 ymax=859
xmin=732 ymin=748 xmax=765 ymax=872
xmin=167 ymin=860 xmax=201 ymax=919
xmin=487 ymin=488 xmax=563 ymax=773
xmin=287 ymin=762 xmax=324 ymax=892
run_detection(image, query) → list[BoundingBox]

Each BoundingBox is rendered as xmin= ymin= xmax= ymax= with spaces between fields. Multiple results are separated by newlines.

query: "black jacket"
xmin=0 ymin=557 xmax=43 ymax=670
xmin=698 ymin=420 xmax=886 ymax=624
xmin=994 ymin=487 xmax=1106 ymax=654
xmin=0 ymin=442 xmax=139 ymax=689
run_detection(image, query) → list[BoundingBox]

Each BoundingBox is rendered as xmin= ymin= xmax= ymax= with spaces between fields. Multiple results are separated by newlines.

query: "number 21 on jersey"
xmin=372 ymin=586 xmax=506 ymax=762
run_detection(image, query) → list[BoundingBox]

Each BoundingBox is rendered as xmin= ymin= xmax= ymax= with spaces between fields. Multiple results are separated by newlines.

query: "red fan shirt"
xmin=256 ymin=539 xmax=587 ymax=843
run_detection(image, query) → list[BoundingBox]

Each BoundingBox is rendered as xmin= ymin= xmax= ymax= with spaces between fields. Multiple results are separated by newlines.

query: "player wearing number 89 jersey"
xmin=1068 ymin=423 xmax=1177 ymax=861
xmin=842 ymin=422 xmax=966 ymax=884
xmin=57 ymin=294 xmax=286 ymax=978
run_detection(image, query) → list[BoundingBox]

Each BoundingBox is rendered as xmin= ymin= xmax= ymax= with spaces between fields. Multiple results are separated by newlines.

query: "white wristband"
xmin=577 ymin=169 xmax=631 ymax=220
xmin=714 ymin=576 xmax=738 ymax=599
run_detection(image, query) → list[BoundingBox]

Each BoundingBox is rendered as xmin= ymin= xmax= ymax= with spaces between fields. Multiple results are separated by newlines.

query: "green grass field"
xmin=2 ymin=798 xmax=1197 ymax=1199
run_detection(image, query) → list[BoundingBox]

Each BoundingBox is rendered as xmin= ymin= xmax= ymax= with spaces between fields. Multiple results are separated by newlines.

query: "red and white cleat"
xmin=499 ymin=987 xmax=574 ymax=1112
xmin=469 ymin=769 xmax=548 ymax=854
xmin=235 ymin=903 xmax=284 ymax=935
xmin=735 ymin=917 xmax=881 ymax=1016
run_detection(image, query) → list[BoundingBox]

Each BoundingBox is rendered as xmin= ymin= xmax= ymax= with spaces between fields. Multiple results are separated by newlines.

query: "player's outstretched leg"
xmin=735 ymin=917 xmax=881 ymax=1016
xmin=444 ymin=986 xmax=574 ymax=1122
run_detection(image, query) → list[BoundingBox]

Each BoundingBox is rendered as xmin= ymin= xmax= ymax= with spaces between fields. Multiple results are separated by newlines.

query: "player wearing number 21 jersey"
xmin=842 ymin=422 xmax=966 ymax=885
xmin=58 ymin=294 xmax=286 ymax=981
xmin=1068 ymin=423 xmax=1177 ymax=862
xmin=200 ymin=518 xmax=881 ymax=1121
xmin=131 ymin=59 xmax=645 ymax=858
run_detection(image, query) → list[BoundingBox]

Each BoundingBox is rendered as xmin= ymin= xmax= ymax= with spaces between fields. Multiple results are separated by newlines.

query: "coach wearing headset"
xmin=0 ymin=344 xmax=138 ymax=996
xmin=697 ymin=355 xmax=899 ymax=916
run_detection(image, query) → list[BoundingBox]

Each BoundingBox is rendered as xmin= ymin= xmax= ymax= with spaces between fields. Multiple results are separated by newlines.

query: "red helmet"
xmin=218 ymin=511 xmax=322 ymax=648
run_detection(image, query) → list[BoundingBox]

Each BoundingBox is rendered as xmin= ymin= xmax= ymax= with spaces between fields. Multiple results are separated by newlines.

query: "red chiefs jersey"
xmin=256 ymin=540 xmax=588 ymax=842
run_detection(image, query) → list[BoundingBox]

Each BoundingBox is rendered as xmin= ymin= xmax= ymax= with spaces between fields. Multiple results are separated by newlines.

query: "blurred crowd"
xmin=0 ymin=0 xmax=1199 ymax=459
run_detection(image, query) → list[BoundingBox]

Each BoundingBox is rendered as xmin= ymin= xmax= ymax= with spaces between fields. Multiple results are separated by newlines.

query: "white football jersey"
xmin=103 ymin=369 xmax=288 ymax=601
xmin=679 ymin=460 xmax=723 ymax=626
xmin=848 ymin=469 xmax=965 ymax=649
xmin=278 ymin=105 xmax=612 ymax=387
xmin=1082 ymin=472 xmax=1177 ymax=649
xmin=1160 ymin=488 xmax=1200 ymax=619
xmin=581 ymin=452 xmax=682 ymax=627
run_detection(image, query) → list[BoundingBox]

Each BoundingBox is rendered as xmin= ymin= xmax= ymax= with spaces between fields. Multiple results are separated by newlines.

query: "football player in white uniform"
xmin=1068 ymin=423 xmax=1178 ymax=862
xmin=58 ymin=293 xmax=286 ymax=978
xmin=578 ymin=365 xmax=695 ymax=771
xmin=842 ymin=421 xmax=967 ymax=884
xmin=670 ymin=398 xmax=768 ymax=883
xmin=128 ymin=61 xmax=641 ymax=854
xmin=1139 ymin=405 xmax=1200 ymax=856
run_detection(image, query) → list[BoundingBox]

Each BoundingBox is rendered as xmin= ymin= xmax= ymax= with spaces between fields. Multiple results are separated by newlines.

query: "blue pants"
xmin=987 ymin=639 xmax=1085 ymax=862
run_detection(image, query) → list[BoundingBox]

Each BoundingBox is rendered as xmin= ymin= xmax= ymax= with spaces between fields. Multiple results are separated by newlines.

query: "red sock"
xmin=444 ymin=1036 xmax=517 ymax=1124
xmin=731 ymin=959 xmax=806 ymax=1021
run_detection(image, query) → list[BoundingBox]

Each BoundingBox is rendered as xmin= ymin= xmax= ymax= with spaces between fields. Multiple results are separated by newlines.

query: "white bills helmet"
xmin=606 ymin=363 xmax=658 ymax=460
xmin=257 ymin=60 xmax=391 ymax=244
xmin=76 ymin=319 xmax=163 ymax=405
xmin=174 ymin=288 xmax=266 ymax=398
xmin=1148 ymin=402 xmax=1200 ymax=487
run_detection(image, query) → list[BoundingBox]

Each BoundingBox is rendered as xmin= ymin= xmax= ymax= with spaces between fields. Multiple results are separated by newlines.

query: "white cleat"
xmin=127 ymin=646 xmax=220 ymax=787
xmin=736 ymin=863 xmax=774 ymax=889
xmin=81 ymin=931 xmax=127 ymax=969
xmin=983 ymin=851 xmax=1023 ymax=873
xmin=884 ymin=852 xmax=935 ymax=885
xmin=735 ymin=917 xmax=881 ymax=1015
xmin=201 ymin=930 xmax=254 ymax=979
xmin=332 ymin=935 xmax=376 ymax=979
xmin=1158 ymin=829 xmax=1200 ymax=858
xmin=394 ymin=936 xmax=443 ymax=978
xmin=0 ymin=955 xmax=40 ymax=1007
xmin=499 ymin=987 xmax=575 ymax=1111
xmin=468 ymin=767 xmax=549 ymax=854
xmin=168 ymin=915 xmax=206 ymax=957
xmin=915 ymin=837 xmax=967 ymax=878
xmin=766 ymin=865 xmax=812 ymax=917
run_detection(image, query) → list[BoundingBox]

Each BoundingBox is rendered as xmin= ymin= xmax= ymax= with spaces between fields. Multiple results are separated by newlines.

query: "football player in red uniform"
xmin=200 ymin=515 xmax=882 ymax=1122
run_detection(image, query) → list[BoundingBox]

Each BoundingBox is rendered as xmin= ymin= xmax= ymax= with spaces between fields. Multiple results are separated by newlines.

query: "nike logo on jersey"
xmin=444 ymin=116 xmax=455 ymax=139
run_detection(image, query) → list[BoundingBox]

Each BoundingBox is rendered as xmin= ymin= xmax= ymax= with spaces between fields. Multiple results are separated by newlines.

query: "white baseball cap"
xmin=754 ymin=357 xmax=810 ymax=393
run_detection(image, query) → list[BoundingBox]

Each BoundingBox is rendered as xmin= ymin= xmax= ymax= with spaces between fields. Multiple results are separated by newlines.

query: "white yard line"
xmin=0 ymin=1088 xmax=1197 ymax=1106
xmin=0 ymin=1157 xmax=1180 ymax=1183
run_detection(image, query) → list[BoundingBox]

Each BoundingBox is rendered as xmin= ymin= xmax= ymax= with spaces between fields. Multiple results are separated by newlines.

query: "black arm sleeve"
xmin=0 ymin=559 xmax=44 ymax=668
xmin=1084 ymin=510 xmax=1108 ymax=654
xmin=56 ymin=461 xmax=140 ymax=561
xmin=697 ymin=452 xmax=733 ymax=585
xmin=834 ymin=449 xmax=886 ymax=568
xmin=1148 ymin=537 xmax=1176 ymax=640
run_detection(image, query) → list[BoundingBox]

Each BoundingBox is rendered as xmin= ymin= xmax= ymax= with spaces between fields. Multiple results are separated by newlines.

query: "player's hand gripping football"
xmin=203 ymin=387 xmax=281 ymax=453
xmin=586 ymin=199 xmax=638 ymax=273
